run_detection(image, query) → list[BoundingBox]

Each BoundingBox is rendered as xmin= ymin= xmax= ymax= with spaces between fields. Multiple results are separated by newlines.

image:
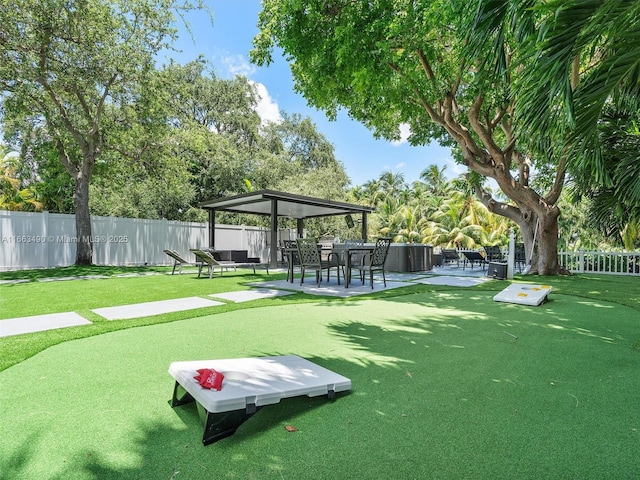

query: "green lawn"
xmin=1 ymin=267 xmax=638 ymax=479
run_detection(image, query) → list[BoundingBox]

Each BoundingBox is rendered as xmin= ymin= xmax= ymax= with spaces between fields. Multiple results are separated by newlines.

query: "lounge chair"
xmin=441 ymin=248 xmax=460 ymax=267
xmin=189 ymin=249 xmax=268 ymax=279
xmin=462 ymin=250 xmax=488 ymax=270
xmin=354 ymin=237 xmax=392 ymax=289
xmin=164 ymin=249 xmax=196 ymax=275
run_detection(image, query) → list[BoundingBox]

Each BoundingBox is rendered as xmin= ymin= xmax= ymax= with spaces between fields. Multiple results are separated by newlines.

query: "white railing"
xmin=437 ymin=246 xmax=640 ymax=277
xmin=559 ymin=250 xmax=640 ymax=276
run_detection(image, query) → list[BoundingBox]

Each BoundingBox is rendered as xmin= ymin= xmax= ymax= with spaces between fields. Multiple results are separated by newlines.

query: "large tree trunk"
xmin=73 ymin=171 xmax=93 ymax=265
xmin=473 ymin=179 xmax=562 ymax=275
xmin=503 ymin=205 xmax=562 ymax=275
xmin=57 ymin=141 xmax=96 ymax=266
xmin=529 ymin=209 xmax=561 ymax=275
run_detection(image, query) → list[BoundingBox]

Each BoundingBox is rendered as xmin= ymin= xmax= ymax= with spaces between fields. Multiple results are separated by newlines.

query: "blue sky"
xmin=162 ymin=0 xmax=462 ymax=187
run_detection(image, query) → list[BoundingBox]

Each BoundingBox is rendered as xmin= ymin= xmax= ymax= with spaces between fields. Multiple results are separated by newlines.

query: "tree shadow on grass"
xmin=378 ymin=289 xmax=632 ymax=346
xmin=0 ymin=431 xmax=42 ymax=480
xmin=0 ymin=265 xmax=169 ymax=282
xmin=63 ymin=392 xmax=352 ymax=479
xmin=4 ymin=290 xmax=639 ymax=479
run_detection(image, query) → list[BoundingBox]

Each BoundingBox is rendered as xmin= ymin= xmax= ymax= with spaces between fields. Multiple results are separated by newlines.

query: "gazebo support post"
xmin=209 ymin=210 xmax=216 ymax=249
xmin=270 ymin=199 xmax=278 ymax=268
xmin=361 ymin=213 xmax=367 ymax=241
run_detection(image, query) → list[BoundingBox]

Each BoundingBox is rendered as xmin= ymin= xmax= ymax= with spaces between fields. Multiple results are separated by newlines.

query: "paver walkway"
xmin=1 ymin=266 xmax=492 ymax=337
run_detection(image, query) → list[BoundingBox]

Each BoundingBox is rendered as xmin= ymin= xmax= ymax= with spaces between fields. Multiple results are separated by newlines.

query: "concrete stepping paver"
xmin=0 ymin=279 xmax=30 ymax=285
xmin=37 ymin=275 xmax=110 ymax=282
xmin=92 ymin=296 xmax=224 ymax=320
xmin=0 ymin=267 xmax=491 ymax=336
xmin=0 ymin=312 xmax=91 ymax=338
xmin=412 ymin=276 xmax=491 ymax=287
xmin=209 ymin=288 xmax=297 ymax=303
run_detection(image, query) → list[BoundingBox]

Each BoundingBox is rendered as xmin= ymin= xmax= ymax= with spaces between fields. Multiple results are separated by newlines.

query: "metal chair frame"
xmin=296 ymin=238 xmax=341 ymax=286
xmin=355 ymin=238 xmax=392 ymax=289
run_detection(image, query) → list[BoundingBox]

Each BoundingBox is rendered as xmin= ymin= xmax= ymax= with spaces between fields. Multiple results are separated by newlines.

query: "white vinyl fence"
xmin=558 ymin=250 xmax=640 ymax=276
xmin=3 ymin=210 xmax=639 ymax=275
xmin=0 ymin=210 xmax=290 ymax=271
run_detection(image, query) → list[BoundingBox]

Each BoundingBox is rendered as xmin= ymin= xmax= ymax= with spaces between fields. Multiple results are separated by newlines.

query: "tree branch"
xmin=473 ymin=182 xmax=522 ymax=223
xmin=93 ymin=73 xmax=119 ymax=136
xmin=416 ymin=48 xmax=435 ymax=81
xmin=546 ymin=156 xmax=566 ymax=205
xmin=467 ymin=94 xmax=502 ymax=160
xmin=387 ymin=61 xmax=443 ymax=123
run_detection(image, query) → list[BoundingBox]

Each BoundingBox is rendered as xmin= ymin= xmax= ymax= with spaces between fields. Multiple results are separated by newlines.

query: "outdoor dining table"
xmin=282 ymin=243 xmax=374 ymax=288
xmin=338 ymin=245 xmax=374 ymax=288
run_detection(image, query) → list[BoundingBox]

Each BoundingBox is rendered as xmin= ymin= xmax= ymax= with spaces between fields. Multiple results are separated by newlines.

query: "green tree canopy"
xmin=472 ymin=0 xmax=640 ymax=227
xmin=0 ymin=0 xmax=204 ymax=264
xmin=252 ymin=0 xmax=568 ymax=274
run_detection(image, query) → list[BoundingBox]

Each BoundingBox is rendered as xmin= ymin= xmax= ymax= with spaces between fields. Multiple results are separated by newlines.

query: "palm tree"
xmin=419 ymin=164 xmax=449 ymax=197
xmin=376 ymin=196 xmax=403 ymax=238
xmin=518 ymin=1 xmax=639 ymax=146
xmin=471 ymin=0 xmax=640 ymax=219
xmin=359 ymin=179 xmax=383 ymax=207
xmin=0 ymin=149 xmax=42 ymax=212
xmin=423 ymin=193 xmax=479 ymax=248
xmin=396 ymin=204 xmax=423 ymax=243
xmin=621 ymin=221 xmax=640 ymax=250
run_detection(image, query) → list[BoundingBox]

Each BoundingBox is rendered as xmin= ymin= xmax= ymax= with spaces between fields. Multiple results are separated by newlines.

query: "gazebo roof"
xmin=199 ymin=189 xmax=374 ymax=219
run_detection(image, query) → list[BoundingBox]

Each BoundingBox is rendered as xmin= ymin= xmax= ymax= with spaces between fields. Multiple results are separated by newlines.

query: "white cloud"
xmin=215 ymin=51 xmax=281 ymax=125
xmin=221 ymin=53 xmax=256 ymax=77
xmin=391 ymin=123 xmax=412 ymax=146
xmin=250 ymin=81 xmax=282 ymax=125
xmin=450 ymin=162 xmax=467 ymax=177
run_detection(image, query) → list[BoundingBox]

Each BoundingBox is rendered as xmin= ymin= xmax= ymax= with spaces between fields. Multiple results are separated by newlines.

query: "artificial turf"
xmin=1 ymin=277 xmax=638 ymax=479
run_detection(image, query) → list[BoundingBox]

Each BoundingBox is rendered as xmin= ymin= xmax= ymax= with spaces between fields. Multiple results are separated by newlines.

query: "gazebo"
xmin=199 ymin=190 xmax=375 ymax=267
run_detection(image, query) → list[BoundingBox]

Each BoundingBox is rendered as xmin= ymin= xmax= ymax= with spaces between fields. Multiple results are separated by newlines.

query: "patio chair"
xmin=354 ymin=237 xmax=392 ymax=289
xmin=340 ymin=238 xmax=365 ymax=278
xmin=296 ymin=237 xmax=341 ymax=286
xmin=282 ymin=240 xmax=300 ymax=282
xmin=515 ymin=243 xmax=527 ymax=273
xmin=318 ymin=236 xmax=336 ymax=262
xmin=441 ymin=248 xmax=460 ymax=267
xmin=462 ymin=250 xmax=488 ymax=271
xmin=483 ymin=245 xmax=504 ymax=263
xmin=164 ymin=249 xmax=196 ymax=275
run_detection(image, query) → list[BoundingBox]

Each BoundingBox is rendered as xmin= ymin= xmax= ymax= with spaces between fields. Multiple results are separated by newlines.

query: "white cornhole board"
xmin=493 ymin=283 xmax=552 ymax=306
xmin=169 ymin=355 xmax=351 ymax=444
